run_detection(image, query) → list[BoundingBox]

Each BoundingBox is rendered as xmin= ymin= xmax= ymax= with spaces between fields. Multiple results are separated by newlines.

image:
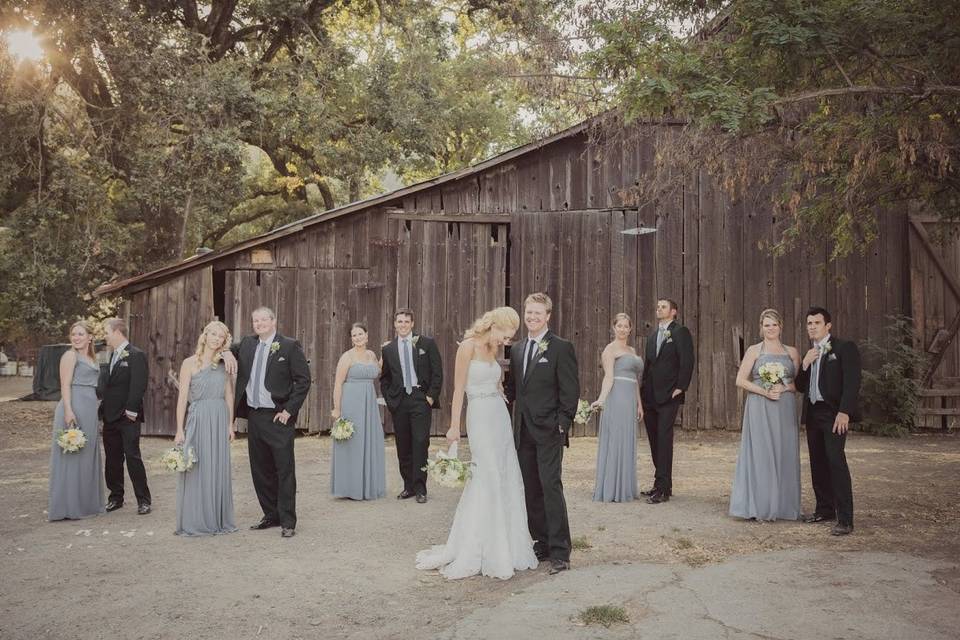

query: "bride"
xmin=415 ymin=306 xmax=538 ymax=580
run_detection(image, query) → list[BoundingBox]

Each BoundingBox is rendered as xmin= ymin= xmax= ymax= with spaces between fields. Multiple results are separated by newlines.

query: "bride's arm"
xmin=446 ymin=339 xmax=475 ymax=443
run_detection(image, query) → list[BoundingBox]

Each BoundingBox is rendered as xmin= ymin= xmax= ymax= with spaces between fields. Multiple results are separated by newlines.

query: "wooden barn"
xmin=95 ymin=118 xmax=960 ymax=436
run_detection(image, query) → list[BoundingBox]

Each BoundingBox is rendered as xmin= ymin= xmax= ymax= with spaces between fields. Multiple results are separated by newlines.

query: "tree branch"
xmin=773 ymin=85 xmax=960 ymax=105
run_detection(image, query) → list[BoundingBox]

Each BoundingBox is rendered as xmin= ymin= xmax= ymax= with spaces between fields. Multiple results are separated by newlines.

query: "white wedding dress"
xmin=415 ymin=359 xmax=538 ymax=580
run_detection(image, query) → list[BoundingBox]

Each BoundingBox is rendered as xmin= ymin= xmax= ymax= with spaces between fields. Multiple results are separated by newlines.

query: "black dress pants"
xmin=643 ymin=398 xmax=681 ymax=493
xmin=103 ymin=417 xmax=151 ymax=506
xmin=247 ymin=408 xmax=297 ymax=529
xmin=392 ymin=392 xmax=432 ymax=495
xmin=805 ymin=402 xmax=854 ymax=526
xmin=516 ymin=417 xmax=571 ymax=562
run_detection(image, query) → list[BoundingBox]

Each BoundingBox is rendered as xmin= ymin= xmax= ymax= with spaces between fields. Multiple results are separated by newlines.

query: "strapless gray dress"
xmin=593 ymin=353 xmax=644 ymax=502
xmin=331 ymin=363 xmax=386 ymax=500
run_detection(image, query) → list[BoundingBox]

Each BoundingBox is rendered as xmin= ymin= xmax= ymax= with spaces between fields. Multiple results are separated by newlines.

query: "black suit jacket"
xmin=504 ymin=331 xmax=580 ymax=446
xmin=231 ymin=333 xmax=312 ymax=420
xmin=98 ymin=344 xmax=148 ymax=424
xmin=641 ymin=321 xmax=695 ymax=407
xmin=794 ymin=336 xmax=862 ymax=423
xmin=380 ymin=334 xmax=443 ymax=412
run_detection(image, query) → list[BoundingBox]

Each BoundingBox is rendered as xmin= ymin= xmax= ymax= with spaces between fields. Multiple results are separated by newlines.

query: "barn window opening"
xmin=256 ymin=270 xmax=261 ymax=286
xmin=490 ymin=225 xmax=499 ymax=243
xmin=213 ymin=270 xmax=225 ymax=321
xmin=447 ymin=222 xmax=454 ymax=237
xmin=404 ymin=219 xmax=411 ymax=232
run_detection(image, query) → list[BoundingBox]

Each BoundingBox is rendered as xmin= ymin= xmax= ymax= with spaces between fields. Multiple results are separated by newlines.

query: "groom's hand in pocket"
xmin=273 ymin=410 xmax=291 ymax=425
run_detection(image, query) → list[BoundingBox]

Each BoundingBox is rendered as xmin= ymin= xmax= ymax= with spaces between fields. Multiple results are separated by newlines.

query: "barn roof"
xmin=95 ymin=117 xmax=599 ymax=297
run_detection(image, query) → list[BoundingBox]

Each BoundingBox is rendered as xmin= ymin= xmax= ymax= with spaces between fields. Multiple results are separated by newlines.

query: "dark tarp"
xmin=26 ymin=344 xmax=72 ymax=401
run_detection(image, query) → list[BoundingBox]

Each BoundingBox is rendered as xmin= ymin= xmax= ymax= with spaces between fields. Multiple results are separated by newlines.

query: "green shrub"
xmin=859 ymin=316 xmax=928 ymax=437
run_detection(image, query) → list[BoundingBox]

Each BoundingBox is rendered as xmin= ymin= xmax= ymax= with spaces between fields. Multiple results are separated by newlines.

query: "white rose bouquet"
xmin=422 ymin=444 xmax=473 ymax=488
xmin=574 ymin=399 xmax=595 ymax=425
xmin=57 ymin=427 xmax=87 ymax=453
xmin=160 ymin=446 xmax=197 ymax=472
xmin=331 ymin=417 xmax=355 ymax=441
xmin=758 ymin=362 xmax=788 ymax=389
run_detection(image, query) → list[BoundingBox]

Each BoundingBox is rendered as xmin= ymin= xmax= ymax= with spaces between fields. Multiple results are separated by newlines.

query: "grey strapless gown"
xmin=593 ymin=353 xmax=644 ymax=502
xmin=331 ymin=363 xmax=386 ymax=500
xmin=175 ymin=364 xmax=237 ymax=536
xmin=48 ymin=359 xmax=105 ymax=521
xmin=729 ymin=351 xmax=801 ymax=521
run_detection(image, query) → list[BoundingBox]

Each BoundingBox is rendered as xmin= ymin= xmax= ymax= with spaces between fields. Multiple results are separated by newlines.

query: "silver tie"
xmin=402 ymin=339 xmax=414 ymax=394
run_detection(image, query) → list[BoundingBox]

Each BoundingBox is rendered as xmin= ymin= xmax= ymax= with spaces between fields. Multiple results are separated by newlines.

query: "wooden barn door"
xmin=908 ymin=216 xmax=960 ymax=429
xmin=391 ymin=216 xmax=509 ymax=435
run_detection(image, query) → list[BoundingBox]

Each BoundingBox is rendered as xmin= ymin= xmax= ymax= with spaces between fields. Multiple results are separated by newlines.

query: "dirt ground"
xmin=1 ymin=374 xmax=958 ymax=640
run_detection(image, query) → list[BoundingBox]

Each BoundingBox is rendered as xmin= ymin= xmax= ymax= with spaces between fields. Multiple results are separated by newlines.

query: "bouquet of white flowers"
xmin=758 ymin=362 xmax=788 ymax=389
xmin=422 ymin=443 xmax=473 ymax=488
xmin=56 ymin=427 xmax=87 ymax=453
xmin=574 ymin=399 xmax=595 ymax=425
xmin=160 ymin=446 xmax=196 ymax=472
xmin=331 ymin=417 xmax=355 ymax=441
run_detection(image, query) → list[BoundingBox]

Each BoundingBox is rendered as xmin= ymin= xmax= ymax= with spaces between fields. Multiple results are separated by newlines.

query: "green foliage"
xmin=0 ymin=1 xmax=567 ymax=344
xmin=571 ymin=535 xmax=592 ymax=550
xmin=859 ymin=316 xmax=928 ymax=437
xmin=571 ymin=0 xmax=960 ymax=260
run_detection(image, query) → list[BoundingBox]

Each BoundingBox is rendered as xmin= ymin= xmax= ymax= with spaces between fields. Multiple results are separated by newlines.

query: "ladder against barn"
xmin=908 ymin=214 xmax=960 ymax=429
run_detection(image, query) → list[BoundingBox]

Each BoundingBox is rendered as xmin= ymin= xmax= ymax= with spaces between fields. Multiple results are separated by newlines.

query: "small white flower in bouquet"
xmin=330 ymin=417 xmax=355 ymax=441
xmin=574 ymin=399 xmax=595 ymax=425
xmin=160 ymin=446 xmax=196 ymax=472
xmin=56 ymin=428 xmax=87 ymax=453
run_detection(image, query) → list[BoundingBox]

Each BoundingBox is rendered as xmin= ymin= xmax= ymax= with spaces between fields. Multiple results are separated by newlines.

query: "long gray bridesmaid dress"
xmin=331 ymin=362 xmax=386 ymax=500
xmin=48 ymin=358 xmax=106 ymax=521
xmin=729 ymin=346 xmax=802 ymax=521
xmin=593 ymin=353 xmax=644 ymax=502
xmin=175 ymin=364 xmax=237 ymax=536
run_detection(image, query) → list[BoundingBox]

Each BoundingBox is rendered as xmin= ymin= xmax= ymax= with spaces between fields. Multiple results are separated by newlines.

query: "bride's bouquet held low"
xmin=422 ymin=442 xmax=473 ymax=488
xmin=758 ymin=362 xmax=788 ymax=390
xmin=160 ymin=446 xmax=197 ymax=472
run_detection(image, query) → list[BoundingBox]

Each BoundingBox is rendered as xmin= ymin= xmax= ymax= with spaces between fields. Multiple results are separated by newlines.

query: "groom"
xmin=380 ymin=308 xmax=443 ymax=504
xmin=794 ymin=306 xmax=861 ymax=536
xmin=505 ymin=292 xmax=579 ymax=575
xmin=225 ymin=307 xmax=311 ymax=538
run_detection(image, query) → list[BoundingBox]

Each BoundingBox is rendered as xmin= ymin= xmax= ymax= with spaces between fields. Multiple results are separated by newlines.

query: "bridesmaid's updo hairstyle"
xmin=464 ymin=306 xmax=520 ymax=340
xmin=351 ymin=322 xmax=368 ymax=334
xmin=758 ymin=308 xmax=783 ymax=336
xmin=611 ymin=313 xmax=632 ymax=328
xmin=69 ymin=320 xmax=96 ymax=361
xmin=193 ymin=320 xmax=233 ymax=371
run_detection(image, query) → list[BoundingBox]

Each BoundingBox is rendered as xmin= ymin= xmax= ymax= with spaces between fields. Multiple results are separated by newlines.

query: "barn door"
xmin=908 ymin=216 xmax=960 ymax=429
xmin=392 ymin=217 xmax=509 ymax=435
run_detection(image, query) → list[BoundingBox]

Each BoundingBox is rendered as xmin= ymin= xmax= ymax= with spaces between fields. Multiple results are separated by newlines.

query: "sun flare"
xmin=4 ymin=29 xmax=44 ymax=62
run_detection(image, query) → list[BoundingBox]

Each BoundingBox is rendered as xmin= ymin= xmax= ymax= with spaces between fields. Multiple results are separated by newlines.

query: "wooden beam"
xmin=387 ymin=212 xmax=510 ymax=224
xmin=909 ymin=215 xmax=960 ymax=224
xmin=918 ymin=407 xmax=960 ymax=416
xmin=909 ymin=217 xmax=960 ymax=302
xmin=918 ymin=388 xmax=960 ymax=397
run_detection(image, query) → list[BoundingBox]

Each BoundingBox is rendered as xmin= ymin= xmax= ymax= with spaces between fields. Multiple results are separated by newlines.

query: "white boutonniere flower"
xmin=820 ymin=342 xmax=832 ymax=355
xmin=116 ymin=348 xmax=129 ymax=360
xmin=411 ymin=335 xmax=420 ymax=346
xmin=270 ymin=341 xmax=280 ymax=354
xmin=536 ymin=339 xmax=550 ymax=353
xmin=663 ymin=330 xmax=671 ymax=339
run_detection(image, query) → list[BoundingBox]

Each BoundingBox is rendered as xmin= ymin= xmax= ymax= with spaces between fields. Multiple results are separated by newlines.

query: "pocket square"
xmin=119 ymin=362 xmax=129 ymax=368
xmin=828 ymin=353 xmax=838 ymax=361
xmin=419 ymin=349 xmax=426 ymax=355
xmin=538 ymin=357 xmax=549 ymax=363
xmin=278 ymin=357 xmax=286 ymax=362
xmin=665 ymin=338 xmax=674 ymax=344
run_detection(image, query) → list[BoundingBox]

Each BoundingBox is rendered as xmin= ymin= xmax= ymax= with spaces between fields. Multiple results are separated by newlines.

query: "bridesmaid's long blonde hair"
xmin=193 ymin=321 xmax=232 ymax=371
xmin=464 ymin=306 xmax=520 ymax=341
xmin=69 ymin=321 xmax=96 ymax=361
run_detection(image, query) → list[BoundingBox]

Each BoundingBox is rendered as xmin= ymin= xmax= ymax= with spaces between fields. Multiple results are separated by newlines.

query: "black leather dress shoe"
xmin=646 ymin=491 xmax=670 ymax=504
xmin=250 ymin=518 xmax=280 ymax=530
xmin=397 ymin=490 xmax=415 ymax=500
xmin=640 ymin=488 xmax=656 ymax=497
xmin=535 ymin=549 xmax=550 ymax=562
xmin=415 ymin=494 xmax=427 ymax=504
xmin=802 ymin=513 xmax=835 ymax=524
xmin=831 ymin=523 xmax=853 ymax=536
xmin=548 ymin=559 xmax=570 ymax=575
xmin=137 ymin=504 xmax=151 ymax=515
xmin=105 ymin=501 xmax=124 ymax=512
xmin=281 ymin=527 xmax=296 ymax=538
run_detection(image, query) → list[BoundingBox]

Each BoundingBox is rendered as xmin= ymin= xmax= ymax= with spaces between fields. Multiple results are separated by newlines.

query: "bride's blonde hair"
xmin=464 ymin=306 xmax=520 ymax=341
xmin=193 ymin=320 xmax=232 ymax=371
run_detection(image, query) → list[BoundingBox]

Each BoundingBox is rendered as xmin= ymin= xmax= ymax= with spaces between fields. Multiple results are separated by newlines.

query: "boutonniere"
xmin=116 ymin=348 xmax=129 ymax=360
xmin=411 ymin=335 xmax=420 ymax=346
xmin=536 ymin=339 xmax=550 ymax=353
xmin=820 ymin=342 xmax=832 ymax=355
xmin=663 ymin=330 xmax=671 ymax=339
xmin=270 ymin=341 xmax=280 ymax=354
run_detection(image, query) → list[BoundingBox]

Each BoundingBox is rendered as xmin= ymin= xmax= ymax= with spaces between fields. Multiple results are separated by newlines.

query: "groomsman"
xmin=380 ymin=309 xmax=443 ymax=503
xmin=640 ymin=299 xmax=695 ymax=504
xmin=224 ymin=307 xmax=311 ymax=538
xmin=99 ymin=318 xmax=152 ymax=514
xmin=794 ymin=306 xmax=861 ymax=536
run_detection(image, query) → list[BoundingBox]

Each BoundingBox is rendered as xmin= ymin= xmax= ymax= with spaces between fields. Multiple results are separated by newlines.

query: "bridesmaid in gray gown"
xmin=174 ymin=321 xmax=237 ymax=536
xmin=330 ymin=322 xmax=386 ymax=500
xmin=730 ymin=308 xmax=802 ymax=521
xmin=592 ymin=313 xmax=645 ymax=502
xmin=48 ymin=321 xmax=105 ymax=521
